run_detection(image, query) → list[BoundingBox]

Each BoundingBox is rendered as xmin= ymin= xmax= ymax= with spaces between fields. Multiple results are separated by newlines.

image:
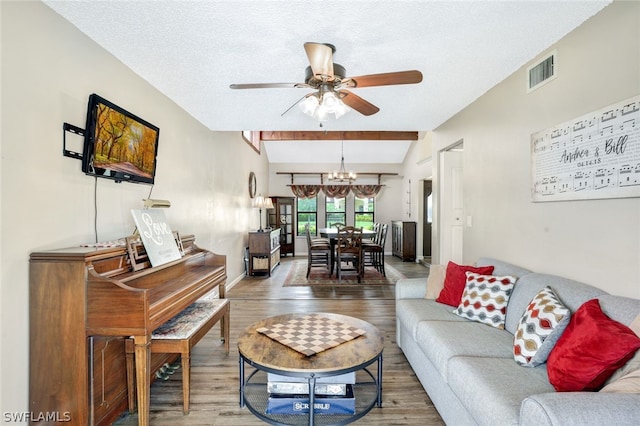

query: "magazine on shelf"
xmin=267 ymin=382 xmax=347 ymax=396
xmin=266 ymin=372 xmax=355 ymax=384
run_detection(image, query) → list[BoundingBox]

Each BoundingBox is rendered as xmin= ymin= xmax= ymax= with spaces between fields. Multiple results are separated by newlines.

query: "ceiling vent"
xmin=527 ymin=50 xmax=557 ymax=93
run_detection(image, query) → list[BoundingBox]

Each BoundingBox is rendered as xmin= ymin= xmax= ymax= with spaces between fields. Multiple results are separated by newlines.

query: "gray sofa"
xmin=395 ymin=257 xmax=640 ymax=425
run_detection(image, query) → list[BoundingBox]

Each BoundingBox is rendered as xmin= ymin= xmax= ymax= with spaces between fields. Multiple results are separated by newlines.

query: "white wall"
xmin=400 ymin=133 xmax=434 ymax=260
xmin=1 ymin=1 xmax=268 ymax=415
xmin=430 ymin=1 xmax=640 ymax=298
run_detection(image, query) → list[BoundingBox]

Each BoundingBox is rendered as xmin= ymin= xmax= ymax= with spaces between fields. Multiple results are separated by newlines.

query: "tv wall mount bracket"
xmin=62 ymin=122 xmax=84 ymax=160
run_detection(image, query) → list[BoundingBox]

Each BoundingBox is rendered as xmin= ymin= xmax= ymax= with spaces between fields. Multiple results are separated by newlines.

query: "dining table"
xmin=318 ymin=227 xmax=377 ymax=277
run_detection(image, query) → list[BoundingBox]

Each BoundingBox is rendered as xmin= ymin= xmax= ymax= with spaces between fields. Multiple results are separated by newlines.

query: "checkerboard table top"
xmin=238 ymin=312 xmax=383 ymax=374
xmin=256 ymin=313 xmax=367 ymax=356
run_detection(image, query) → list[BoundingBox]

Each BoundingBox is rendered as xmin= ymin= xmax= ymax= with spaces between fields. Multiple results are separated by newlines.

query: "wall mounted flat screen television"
xmin=82 ymin=94 xmax=160 ymax=184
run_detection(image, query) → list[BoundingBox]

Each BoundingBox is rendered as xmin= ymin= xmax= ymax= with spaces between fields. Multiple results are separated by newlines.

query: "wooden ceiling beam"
xmin=260 ymin=131 xmax=418 ymax=141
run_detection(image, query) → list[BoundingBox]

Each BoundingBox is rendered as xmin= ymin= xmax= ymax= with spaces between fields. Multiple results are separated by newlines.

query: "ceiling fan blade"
xmin=230 ymin=82 xmax=310 ymax=89
xmin=344 ymin=70 xmax=423 ymax=88
xmin=340 ymin=90 xmax=380 ymax=116
xmin=304 ymin=42 xmax=334 ymax=79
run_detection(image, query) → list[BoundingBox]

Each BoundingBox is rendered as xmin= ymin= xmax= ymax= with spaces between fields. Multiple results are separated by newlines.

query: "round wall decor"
xmin=248 ymin=172 xmax=257 ymax=198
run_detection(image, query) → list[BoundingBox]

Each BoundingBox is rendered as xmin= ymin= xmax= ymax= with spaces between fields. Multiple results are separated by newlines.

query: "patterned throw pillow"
xmin=453 ymin=272 xmax=516 ymax=329
xmin=513 ymin=286 xmax=571 ymax=367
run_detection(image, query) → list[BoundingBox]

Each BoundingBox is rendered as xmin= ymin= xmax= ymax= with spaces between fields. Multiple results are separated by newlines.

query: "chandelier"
xmin=299 ymin=84 xmax=351 ymax=122
xmin=328 ymin=140 xmax=356 ymax=183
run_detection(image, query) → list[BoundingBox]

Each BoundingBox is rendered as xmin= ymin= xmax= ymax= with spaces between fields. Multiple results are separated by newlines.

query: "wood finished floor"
xmin=114 ymin=256 xmax=445 ymax=425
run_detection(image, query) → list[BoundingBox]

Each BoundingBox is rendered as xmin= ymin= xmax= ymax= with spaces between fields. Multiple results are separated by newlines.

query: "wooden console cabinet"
xmin=248 ymin=228 xmax=280 ymax=276
xmin=391 ymin=221 xmax=416 ymax=261
xmin=29 ymin=235 xmax=226 ymax=426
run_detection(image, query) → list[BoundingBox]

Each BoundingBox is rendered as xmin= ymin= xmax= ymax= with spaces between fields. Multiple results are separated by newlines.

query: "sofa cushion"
xmin=454 ymin=272 xmax=516 ymax=329
xmin=476 ymin=257 xmax=533 ymax=279
xmin=503 ymin=273 xmax=607 ymax=335
xmin=415 ymin=320 xmax=513 ymax=382
xmin=396 ymin=298 xmax=467 ymax=340
xmin=436 ymin=261 xmax=495 ymax=307
xmin=547 ymin=299 xmax=640 ymax=392
xmin=597 ymin=295 xmax=640 ymax=327
xmin=447 ymin=357 xmax=553 ymax=426
xmin=513 ymin=286 xmax=571 ymax=367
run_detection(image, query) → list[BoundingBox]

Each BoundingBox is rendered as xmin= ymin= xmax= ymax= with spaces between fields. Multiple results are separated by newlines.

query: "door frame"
xmin=434 ymin=140 xmax=464 ymax=265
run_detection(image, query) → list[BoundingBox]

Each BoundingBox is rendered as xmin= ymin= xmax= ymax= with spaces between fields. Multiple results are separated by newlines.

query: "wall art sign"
xmin=531 ymin=95 xmax=640 ymax=202
xmin=131 ymin=209 xmax=182 ymax=266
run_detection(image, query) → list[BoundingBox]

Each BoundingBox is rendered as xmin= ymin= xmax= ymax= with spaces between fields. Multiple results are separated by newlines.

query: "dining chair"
xmin=305 ymin=223 xmax=331 ymax=277
xmin=335 ymin=226 xmax=363 ymax=283
xmin=362 ymin=223 xmax=388 ymax=276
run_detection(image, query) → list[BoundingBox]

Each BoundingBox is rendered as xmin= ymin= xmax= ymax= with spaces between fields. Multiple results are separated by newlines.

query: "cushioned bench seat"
xmin=126 ymin=298 xmax=230 ymax=414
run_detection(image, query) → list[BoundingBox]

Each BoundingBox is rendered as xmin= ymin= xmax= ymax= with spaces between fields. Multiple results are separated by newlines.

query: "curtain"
xmin=351 ymin=185 xmax=382 ymax=198
xmin=322 ymin=185 xmax=351 ymax=199
xmin=289 ymin=184 xmax=382 ymax=198
xmin=289 ymin=185 xmax=322 ymax=199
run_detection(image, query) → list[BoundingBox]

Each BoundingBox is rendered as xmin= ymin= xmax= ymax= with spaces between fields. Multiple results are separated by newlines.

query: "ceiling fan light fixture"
xmin=299 ymin=89 xmax=350 ymax=122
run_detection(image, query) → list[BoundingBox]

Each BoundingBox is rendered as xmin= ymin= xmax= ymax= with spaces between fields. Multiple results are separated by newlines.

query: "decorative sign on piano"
xmin=531 ymin=94 xmax=640 ymax=202
xmin=131 ymin=209 xmax=182 ymax=266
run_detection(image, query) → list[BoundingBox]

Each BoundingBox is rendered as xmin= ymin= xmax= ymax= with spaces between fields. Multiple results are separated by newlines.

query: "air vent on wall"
xmin=527 ymin=50 xmax=557 ymax=93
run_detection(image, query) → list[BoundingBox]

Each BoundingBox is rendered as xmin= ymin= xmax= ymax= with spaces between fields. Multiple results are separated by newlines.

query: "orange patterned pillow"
xmin=453 ymin=272 xmax=516 ymax=329
xmin=513 ymin=286 xmax=571 ymax=367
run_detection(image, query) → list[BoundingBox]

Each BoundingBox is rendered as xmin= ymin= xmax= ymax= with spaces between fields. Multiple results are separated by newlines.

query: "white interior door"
xmin=439 ymin=149 xmax=464 ymax=264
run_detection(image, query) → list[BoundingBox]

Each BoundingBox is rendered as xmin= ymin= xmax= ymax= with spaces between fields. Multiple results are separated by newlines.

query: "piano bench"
xmin=125 ymin=298 xmax=230 ymax=414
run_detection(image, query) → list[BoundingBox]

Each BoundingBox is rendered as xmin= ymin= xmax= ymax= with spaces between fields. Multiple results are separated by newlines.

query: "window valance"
xmin=288 ymin=184 xmax=382 ymax=199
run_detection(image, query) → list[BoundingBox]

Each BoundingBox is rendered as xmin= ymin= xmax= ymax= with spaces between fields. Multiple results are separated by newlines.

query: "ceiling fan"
xmin=229 ymin=42 xmax=423 ymax=120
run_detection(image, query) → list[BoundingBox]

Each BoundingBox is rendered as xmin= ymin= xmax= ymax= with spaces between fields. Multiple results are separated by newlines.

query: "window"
xmin=354 ymin=197 xmax=375 ymax=230
xmin=297 ymin=197 xmax=317 ymax=235
xmin=325 ymin=197 xmax=346 ymax=228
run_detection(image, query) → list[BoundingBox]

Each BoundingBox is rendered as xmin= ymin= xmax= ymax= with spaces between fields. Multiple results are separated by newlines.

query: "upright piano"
xmin=29 ymin=235 xmax=226 ymax=426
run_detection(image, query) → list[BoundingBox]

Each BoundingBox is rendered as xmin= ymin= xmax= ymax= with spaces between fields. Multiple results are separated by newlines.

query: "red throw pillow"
xmin=435 ymin=261 xmax=495 ymax=307
xmin=547 ymin=299 xmax=640 ymax=392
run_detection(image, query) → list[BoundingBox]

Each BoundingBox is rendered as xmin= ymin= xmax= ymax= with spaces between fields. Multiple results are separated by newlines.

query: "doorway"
xmin=422 ymin=180 xmax=432 ymax=265
xmin=437 ymin=142 xmax=464 ymax=265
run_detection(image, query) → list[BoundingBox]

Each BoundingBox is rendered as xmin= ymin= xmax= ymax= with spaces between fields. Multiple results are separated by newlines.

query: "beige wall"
xmin=430 ymin=1 xmax=640 ymax=298
xmin=1 ymin=1 xmax=268 ymax=414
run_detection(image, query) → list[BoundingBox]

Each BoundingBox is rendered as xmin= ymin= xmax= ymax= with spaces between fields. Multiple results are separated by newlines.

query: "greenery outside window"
xmin=297 ymin=197 xmax=317 ymax=235
xmin=326 ymin=197 xmax=346 ymax=228
xmin=355 ymin=197 xmax=375 ymax=230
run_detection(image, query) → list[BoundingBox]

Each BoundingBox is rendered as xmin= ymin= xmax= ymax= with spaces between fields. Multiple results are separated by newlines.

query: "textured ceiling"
xmin=43 ymin=0 xmax=611 ymax=163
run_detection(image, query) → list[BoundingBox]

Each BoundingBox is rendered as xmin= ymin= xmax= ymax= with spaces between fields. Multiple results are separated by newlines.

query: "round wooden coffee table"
xmin=238 ymin=312 xmax=384 ymax=426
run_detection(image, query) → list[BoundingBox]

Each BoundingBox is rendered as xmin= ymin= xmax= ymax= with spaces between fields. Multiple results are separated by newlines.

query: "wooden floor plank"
xmin=114 ymin=256 xmax=444 ymax=425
